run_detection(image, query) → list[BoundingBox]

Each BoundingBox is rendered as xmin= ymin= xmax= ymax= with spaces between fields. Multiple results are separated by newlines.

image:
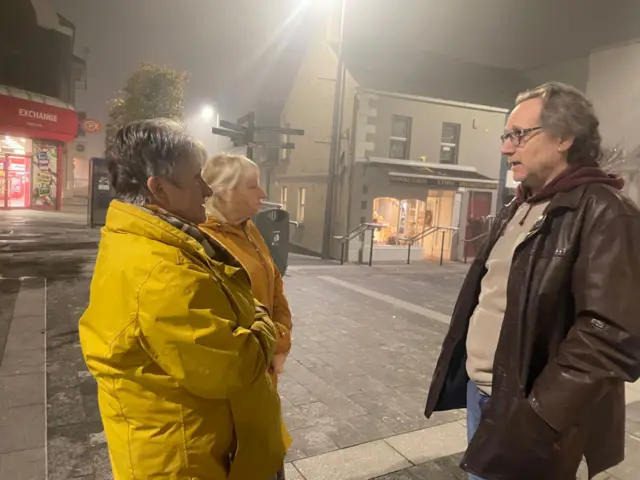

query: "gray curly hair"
xmin=516 ymin=82 xmax=602 ymax=166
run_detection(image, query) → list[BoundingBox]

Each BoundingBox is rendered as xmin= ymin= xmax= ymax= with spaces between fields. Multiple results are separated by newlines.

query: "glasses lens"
xmin=501 ymin=131 xmax=519 ymax=146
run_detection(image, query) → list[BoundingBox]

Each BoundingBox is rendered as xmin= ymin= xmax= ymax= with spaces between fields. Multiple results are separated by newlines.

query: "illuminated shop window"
xmin=372 ymin=197 xmax=428 ymax=245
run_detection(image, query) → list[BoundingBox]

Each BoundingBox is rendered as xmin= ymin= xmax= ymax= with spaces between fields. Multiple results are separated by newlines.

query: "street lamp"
xmin=201 ymin=105 xmax=214 ymax=121
xmin=321 ymin=0 xmax=347 ymax=259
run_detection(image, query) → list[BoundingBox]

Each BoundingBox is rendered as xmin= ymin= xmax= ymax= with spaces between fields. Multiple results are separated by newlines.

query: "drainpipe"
xmin=343 ymin=92 xmax=359 ymax=263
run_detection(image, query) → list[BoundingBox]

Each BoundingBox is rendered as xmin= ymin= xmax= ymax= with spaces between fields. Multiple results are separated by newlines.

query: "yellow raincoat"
xmin=79 ymin=201 xmax=285 ymax=480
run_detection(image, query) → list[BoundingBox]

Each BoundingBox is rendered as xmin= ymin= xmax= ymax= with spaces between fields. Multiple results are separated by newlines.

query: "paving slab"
xmin=385 ymin=421 xmax=467 ymax=465
xmin=0 ymin=448 xmax=46 ymax=480
xmin=0 ymin=277 xmax=46 ymax=480
xmin=294 ymin=440 xmax=412 ymax=480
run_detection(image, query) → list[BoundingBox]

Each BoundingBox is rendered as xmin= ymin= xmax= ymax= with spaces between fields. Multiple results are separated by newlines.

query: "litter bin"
xmin=88 ymin=157 xmax=115 ymax=228
xmin=254 ymin=208 xmax=290 ymax=275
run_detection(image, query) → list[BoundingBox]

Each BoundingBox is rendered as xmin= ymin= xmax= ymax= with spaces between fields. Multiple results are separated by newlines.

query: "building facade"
xmin=270 ymin=12 xmax=640 ymax=262
xmin=0 ymin=0 xmax=83 ymax=210
xmin=272 ymin=27 xmax=509 ymax=262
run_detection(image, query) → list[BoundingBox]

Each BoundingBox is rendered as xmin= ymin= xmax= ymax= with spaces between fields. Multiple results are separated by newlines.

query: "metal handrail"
xmin=334 ymin=222 xmax=385 ymax=266
xmin=462 ymin=215 xmax=496 ymax=263
xmin=403 ymin=225 xmax=459 ymax=266
xmin=463 ymin=231 xmax=490 ymax=263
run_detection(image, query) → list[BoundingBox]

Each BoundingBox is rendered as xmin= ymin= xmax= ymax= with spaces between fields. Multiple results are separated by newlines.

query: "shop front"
xmin=347 ymin=158 xmax=498 ymax=263
xmin=0 ymin=86 xmax=78 ymax=210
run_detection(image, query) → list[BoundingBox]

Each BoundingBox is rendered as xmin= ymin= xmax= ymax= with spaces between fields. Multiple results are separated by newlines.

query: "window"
xmin=389 ymin=116 xmax=412 ymax=159
xmin=297 ymin=187 xmax=306 ymax=223
xmin=440 ymin=122 xmax=461 ymax=164
xmin=280 ymin=186 xmax=288 ymax=210
xmin=372 ymin=197 xmax=427 ymax=246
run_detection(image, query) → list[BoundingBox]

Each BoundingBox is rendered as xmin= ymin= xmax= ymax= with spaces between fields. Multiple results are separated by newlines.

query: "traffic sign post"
xmin=211 ymin=111 xmax=304 ymax=161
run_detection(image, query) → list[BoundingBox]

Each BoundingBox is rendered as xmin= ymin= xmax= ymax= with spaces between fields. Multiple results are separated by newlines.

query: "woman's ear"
xmin=147 ymin=176 xmax=165 ymax=202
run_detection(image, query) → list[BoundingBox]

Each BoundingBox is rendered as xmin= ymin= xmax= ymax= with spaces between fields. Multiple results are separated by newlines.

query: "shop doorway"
xmin=464 ymin=191 xmax=493 ymax=258
xmin=1 ymin=154 xmax=31 ymax=208
xmin=422 ymin=190 xmax=455 ymax=259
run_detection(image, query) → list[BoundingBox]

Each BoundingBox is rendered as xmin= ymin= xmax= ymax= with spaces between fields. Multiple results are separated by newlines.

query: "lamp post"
xmin=321 ymin=0 xmax=347 ymax=259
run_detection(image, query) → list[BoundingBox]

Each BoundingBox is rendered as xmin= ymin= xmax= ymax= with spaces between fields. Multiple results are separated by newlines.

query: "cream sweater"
xmin=466 ymin=200 xmax=550 ymax=395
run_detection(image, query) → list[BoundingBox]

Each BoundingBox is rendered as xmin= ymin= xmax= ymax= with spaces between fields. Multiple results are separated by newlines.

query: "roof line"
xmin=364 ymin=156 xmax=478 ymax=172
xmin=389 ymin=172 xmax=498 ymax=183
xmin=0 ymin=85 xmax=75 ymax=110
xmin=360 ymin=88 xmax=510 ymax=114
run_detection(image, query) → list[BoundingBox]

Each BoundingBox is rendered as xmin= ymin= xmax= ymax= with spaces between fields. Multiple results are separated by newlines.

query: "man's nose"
xmin=501 ymin=138 xmax=516 ymax=156
xmin=203 ymin=182 xmax=213 ymax=197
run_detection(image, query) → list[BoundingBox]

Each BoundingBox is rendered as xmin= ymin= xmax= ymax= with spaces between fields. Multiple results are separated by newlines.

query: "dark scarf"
xmin=515 ymin=164 xmax=624 ymax=205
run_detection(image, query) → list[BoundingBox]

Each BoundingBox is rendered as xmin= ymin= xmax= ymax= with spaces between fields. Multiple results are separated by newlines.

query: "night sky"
xmin=50 ymin=0 xmax=640 ymax=154
xmin=51 ymin=1 xmax=314 ymax=129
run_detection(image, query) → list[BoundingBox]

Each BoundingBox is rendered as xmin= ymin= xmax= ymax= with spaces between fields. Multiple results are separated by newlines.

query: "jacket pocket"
xmin=463 ymin=398 xmax=567 ymax=480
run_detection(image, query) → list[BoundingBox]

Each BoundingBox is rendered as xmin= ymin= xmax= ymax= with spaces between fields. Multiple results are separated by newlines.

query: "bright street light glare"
xmin=201 ymin=105 xmax=214 ymax=120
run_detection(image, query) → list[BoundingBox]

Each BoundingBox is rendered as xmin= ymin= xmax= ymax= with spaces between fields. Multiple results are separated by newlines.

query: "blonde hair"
xmin=202 ymin=153 xmax=258 ymax=216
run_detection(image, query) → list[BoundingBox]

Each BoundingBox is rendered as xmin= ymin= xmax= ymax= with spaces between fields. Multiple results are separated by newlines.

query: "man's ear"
xmin=558 ymin=135 xmax=575 ymax=154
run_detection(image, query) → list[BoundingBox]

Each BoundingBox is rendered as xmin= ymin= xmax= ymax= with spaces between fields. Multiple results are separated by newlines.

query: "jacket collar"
xmin=514 ymin=164 xmax=624 ymax=213
xmin=105 ymin=201 xmax=219 ymax=268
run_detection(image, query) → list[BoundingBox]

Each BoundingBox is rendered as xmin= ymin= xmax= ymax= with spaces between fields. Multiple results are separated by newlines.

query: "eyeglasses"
xmin=500 ymin=126 xmax=542 ymax=147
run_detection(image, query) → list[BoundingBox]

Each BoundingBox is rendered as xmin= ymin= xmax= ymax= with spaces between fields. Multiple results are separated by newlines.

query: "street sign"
xmin=82 ymin=118 xmax=102 ymax=133
xmin=257 ymin=142 xmax=296 ymax=150
xmin=212 ymin=127 xmax=244 ymax=139
xmin=237 ymin=112 xmax=255 ymax=126
xmin=219 ymin=120 xmax=246 ymax=133
xmin=254 ymin=126 xmax=305 ymax=136
xmin=212 ymin=111 xmax=304 ymax=161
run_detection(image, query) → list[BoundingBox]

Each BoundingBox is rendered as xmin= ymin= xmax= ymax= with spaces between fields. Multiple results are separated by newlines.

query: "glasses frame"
xmin=500 ymin=126 xmax=542 ymax=148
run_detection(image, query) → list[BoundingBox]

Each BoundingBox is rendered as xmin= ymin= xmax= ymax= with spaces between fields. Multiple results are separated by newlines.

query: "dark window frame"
xmin=440 ymin=122 xmax=461 ymax=165
xmin=389 ymin=115 xmax=412 ymax=160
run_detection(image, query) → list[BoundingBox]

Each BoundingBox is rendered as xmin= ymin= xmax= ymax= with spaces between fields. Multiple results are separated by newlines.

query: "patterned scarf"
xmin=137 ymin=205 xmax=240 ymax=266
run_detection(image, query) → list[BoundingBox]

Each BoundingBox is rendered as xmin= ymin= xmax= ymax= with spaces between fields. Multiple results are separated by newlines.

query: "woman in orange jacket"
xmin=200 ymin=153 xmax=292 ymax=479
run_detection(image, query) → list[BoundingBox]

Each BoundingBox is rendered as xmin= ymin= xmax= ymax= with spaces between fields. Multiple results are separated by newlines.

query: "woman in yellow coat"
xmin=79 ymin=120 xmax=285 ymax=480
xmin=200 ymin=154 xmax=293 ymax=479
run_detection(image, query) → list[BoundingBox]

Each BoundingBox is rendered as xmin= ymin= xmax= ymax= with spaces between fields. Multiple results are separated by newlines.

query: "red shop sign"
xmin=81 ymin=118 xmax=102 ymax=133
xmin=0 ymin=92 xmax=78 ymax=142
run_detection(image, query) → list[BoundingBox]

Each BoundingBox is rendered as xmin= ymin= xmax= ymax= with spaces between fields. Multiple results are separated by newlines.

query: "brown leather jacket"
xmin=425 ymin=170 xmax=640 ymax=479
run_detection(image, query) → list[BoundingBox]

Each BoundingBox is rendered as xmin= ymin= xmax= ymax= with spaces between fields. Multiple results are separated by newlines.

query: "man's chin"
xmin=512 ymin=173 xmax=526 ymax=184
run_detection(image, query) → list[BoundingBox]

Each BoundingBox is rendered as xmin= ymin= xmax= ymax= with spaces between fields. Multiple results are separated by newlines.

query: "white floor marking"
xmin=318 ymin=275 xmax=451 ymax=325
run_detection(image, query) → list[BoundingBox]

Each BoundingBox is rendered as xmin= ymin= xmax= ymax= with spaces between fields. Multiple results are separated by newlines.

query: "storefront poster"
xmin=32 ymin=142 xmax=58 ymax=207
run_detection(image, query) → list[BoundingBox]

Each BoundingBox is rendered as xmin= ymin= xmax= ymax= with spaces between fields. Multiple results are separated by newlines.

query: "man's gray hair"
xmin=106 ymin=118 xmax=206 ymax=204
xmin=516 ymin=82 xmax=602 ymax=166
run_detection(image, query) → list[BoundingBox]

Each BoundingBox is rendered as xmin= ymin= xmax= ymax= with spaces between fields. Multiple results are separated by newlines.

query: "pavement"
xmin=1 ymin=208 xmax=640 ymax=479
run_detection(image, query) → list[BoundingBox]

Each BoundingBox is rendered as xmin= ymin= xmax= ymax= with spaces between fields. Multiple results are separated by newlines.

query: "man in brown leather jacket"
xmin=425 ymin=82 xmax=640 ymax=480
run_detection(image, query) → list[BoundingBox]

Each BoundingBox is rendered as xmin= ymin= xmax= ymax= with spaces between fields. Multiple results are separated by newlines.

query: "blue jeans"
xmin=466 ymin=381 xmax=490 ymax=480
